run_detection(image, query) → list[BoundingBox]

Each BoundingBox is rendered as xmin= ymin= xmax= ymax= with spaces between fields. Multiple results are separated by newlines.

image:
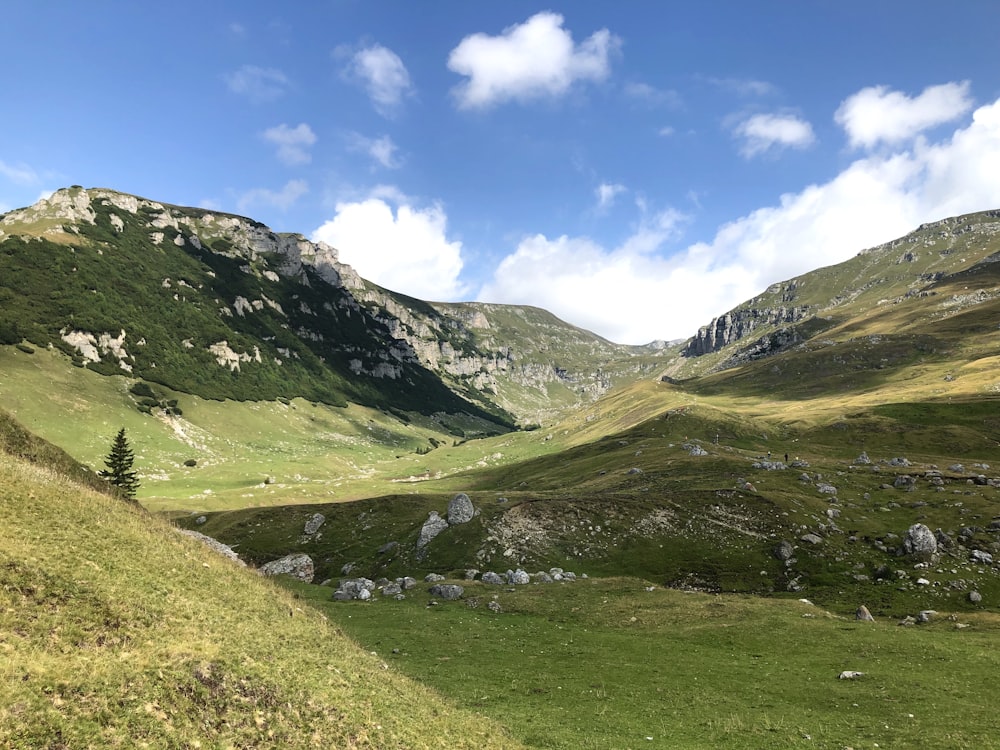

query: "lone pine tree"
xmin=100 ymin=427 xmax=140 ymax=500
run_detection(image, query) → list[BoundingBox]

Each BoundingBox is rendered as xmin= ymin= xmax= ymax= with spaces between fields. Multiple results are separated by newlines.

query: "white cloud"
xmin=347 ymin=133 xmax=401 ymax=169
xmin=835 ymin=81 xmax=973 ymax=149
xmin=595 ymin=183 xmax=626 ymax=210
xmin=706 ymin=77 xmax=778 ymax=97
xmin=236 ymin=179 xmax=308 ymax=213
xmin=224 ymin=65 xmax=290 ymax=102
xmin=0 ymin=160 xmax=40 ymax=185
xmin=345 ymin=44 xmax=412 ymax=116
xmin=658 ymin=126 xmax=675 ymax=137
xmin=479 ymin=94 xmax=1000 ymax=344
xmin=448 ymin=12 xmax=620 ymax=109
xmin=734 ymin=113 xmax=816 ymax=157
xmin=311 ymin=193 xmax=466 ymax=300
xmin=624 ymin=82 xmax=681 ymax=108
xmin=262 ymin=123 xmax=317 ymax=165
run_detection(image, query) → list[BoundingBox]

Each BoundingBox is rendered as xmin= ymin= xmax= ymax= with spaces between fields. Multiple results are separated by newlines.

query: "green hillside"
xmin=0 ymin=446 xmax=522 ymax=748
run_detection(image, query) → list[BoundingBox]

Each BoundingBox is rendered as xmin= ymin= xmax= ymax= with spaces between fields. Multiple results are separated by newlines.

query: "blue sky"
xmin=4 ymin=2 xmax=1000 ymax=344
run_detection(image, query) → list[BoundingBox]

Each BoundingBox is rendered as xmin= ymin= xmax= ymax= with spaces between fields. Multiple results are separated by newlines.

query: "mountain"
xmin=0 ymin=187 xmax=660 ymax=430
xmin=666 ymin=209 xmax=1000 ymax=378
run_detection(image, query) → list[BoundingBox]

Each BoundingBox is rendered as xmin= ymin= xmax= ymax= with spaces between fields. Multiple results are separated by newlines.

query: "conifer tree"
xmin=100 ymin=427 xmax=140 ymax=501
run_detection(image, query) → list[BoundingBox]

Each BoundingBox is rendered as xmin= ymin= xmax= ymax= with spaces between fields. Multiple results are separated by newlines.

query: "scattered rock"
xmin=917 ymin=610 xmax=936 ymax=623
xmin=417 ymin=511 xmax=449 ymax=555
xmin=817 ymin=483 xmax=837 ymax=495
xmin=899 ymin=616 xmax=917 ymax=626
xmin=177 ymin=529 xmax=245 ymax=566
xmin=800 ymin=533 xmax=823 ymax=545
xmin=377 ymin=541 xmax=399 ymax=555
xmin=854 ymin=452 xmax=872 ymax=465
xmin=969 ymin=590 xmax=983 ymax=604
xmin=902 ymin=523 xmax=938 ymax=561
xmin=855 ymin=605 xmax=875 ymax=622
xmin=447 ymin=493 xmax=475 ymax=525
xmin=971 ymin=549 xmax=994 ymax=565
xmin=424 ymin=573 xmax=446 ymax=583
xmin=507 ymin=568 xmax=530 ymax=585
xmin=887 ymin=457 xmax=911 ymax=467
xmin=481 ymin=571 xmax=504 ymax=585
xmin=465 ymin=568 xmax=480 ymax=580
xmin=627 ymin=467 xmax=644 ymax=475
xmin=428 ymin=583 xmax=464 ymax=601
xmin=194 ymin=515 xmax=207 ymax=525
xmin=773 ymin=541 xmax=795 ymax=561
xmin=893 ymin=475 xmax=917 ymax=490
xmin=303 ymin=513 xmax=325 ymax=535
xmin=333 ymin=578 xmax=375 ymax=601
xmin=487 ymin=600 xmax=502 ymax=613
xmin=838 ymin=671 xmax=865 ymax=680
xmin=260 ymin=553 xmax=314 ymax=583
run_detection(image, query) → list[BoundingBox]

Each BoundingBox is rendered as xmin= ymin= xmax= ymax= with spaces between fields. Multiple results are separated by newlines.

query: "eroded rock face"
xmin=684 ymin=305 xmax=810 ymax=357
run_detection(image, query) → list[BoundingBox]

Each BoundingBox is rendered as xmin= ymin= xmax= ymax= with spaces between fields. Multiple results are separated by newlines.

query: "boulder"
xmin=773 ymin=541 xmax=794 ymax=561
xmin=902 ymin=523 xmax=937 ymax=561
xmin=303 ymin=512 xmax=325 ymax=535
xmin=481 ymin=571 xmax=504 ymax=585
xmin=893 ymin=475 xmax=916 ymax=490
xmin=424 ymin=573 xmax=446 ymax=582
xmin=799 ymin=533 xmax=823 ymax=545
xmin=853 ymin=452 xmax=872 ymax=465
xmin=969 ymin=590 xmax=983 ymax=604
xmin=447 ymin=493 xmax=475 ymax=524
xmin=332 ymin=577 xmax=375 ymax=601
xmin=507 ymin=568 xmax=530 ymax=585
xmin=417 ymin=511 xmax=449 ymax=555
xmin=971 ymin=549 xmax=994 ymax=565
xmin=260 ymin=553 xmax=314 ymax=583
xmin=855 ymin=605 xmax=875 ymax=622
xmin=428 ymin=583 xmax=464 ymax=601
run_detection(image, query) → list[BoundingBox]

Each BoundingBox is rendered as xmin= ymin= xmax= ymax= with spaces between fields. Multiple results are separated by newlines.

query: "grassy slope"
xmin=0 ymin=453 xmax=523 ymax=749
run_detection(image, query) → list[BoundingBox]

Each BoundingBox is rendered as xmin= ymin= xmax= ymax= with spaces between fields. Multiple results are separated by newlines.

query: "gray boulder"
xmin=333 ymin=577 xmax=375 ymax=601
xmin=380 ymin=582 xmax=403 ymax=596
xmin=800 ymin=533 xmax=823 ymax=545
xmin=854 ymin=452 xmax=872 ymax=465
xmin=893 ymin=475 xmax=916 ymax=490
xmin=424 ymin=573 xmax=446 ymax=582
xmin=428 ymin=583 xmax=464 ymax=601
xmin=507 ymin=568 xmax=530 ymax=585
xmin=855 ymin=605 xmax=875 ymax=622
xmin=447 ymin=493 xmax=475 ymax=524
xmin=902 ymin=523 xmax=937 ymax=561
xmin=303 ymin=512 xmax=325 ymax=535
xmin=417 ymin=511 xmax=449 ymax=555
xmin=887 ymin=457 xmax=911 ymax=467
xmin=481 ymin=571 xmax=504 ymax=585
xmin=260 ymin=552 xmax=314 ymax=583
xmin=971 ymin=549 xmax=994 ymax=565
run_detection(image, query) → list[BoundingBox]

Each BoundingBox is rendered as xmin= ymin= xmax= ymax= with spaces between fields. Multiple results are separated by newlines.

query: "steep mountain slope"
xmin=0 ymin=187 xmax=655 ymax=429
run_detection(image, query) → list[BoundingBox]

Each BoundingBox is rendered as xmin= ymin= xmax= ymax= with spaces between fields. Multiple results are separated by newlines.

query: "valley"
xmin=4 ymin=189 xmax=1000 ymax=747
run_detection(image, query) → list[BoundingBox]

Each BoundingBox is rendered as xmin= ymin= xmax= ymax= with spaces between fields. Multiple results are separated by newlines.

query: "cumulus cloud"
xmin=347 ymin=133 xmax=401 ymax=169
xmin=480 ymin=94 xmax=1000 ymax=344
xmin=236 ymin=179 xmax=308 ymax=213
xmin=835 ymin=81 xmax=973 ymax=149
xmin=224 ymin=65 xmax=290 ymax=102
xmin=262 ymin=123 xmax=317 ymax=165
xmin=311 ymin=192 xmax=466 ymax=300
xmin=448 ymin=12 xmax=620 ymax=109
xmin=595 ymin=183 xmax=626 ymax=210
xmin=734 ymin=113 xmax=816 ymax=157
xmin=345 ymin=44 xmax=413 ymax=116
